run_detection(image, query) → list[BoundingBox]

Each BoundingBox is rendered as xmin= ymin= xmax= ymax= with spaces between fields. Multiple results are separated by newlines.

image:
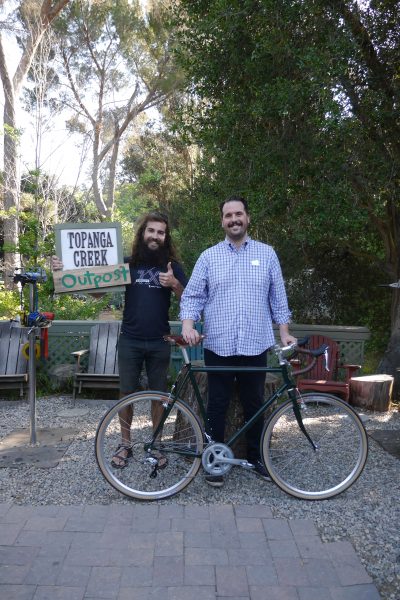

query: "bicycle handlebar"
xmin=163 ymin=334 xmax=327 ymax=377
xmin=164 ymin=335 xmax=310 ymax=351
xmin=288 ymin=344 xmax=329 ymax=377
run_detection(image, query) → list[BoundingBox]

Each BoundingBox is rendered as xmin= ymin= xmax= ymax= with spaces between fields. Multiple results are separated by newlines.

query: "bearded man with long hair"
xmin=110 ymin=211 xmax=187 ymax=468
xmin=52 ymin=211 xmax=187 ymax=469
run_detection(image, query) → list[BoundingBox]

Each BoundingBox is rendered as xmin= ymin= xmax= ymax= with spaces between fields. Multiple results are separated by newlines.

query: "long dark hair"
xmin=130 ymin=212 xmax=179 ymax=266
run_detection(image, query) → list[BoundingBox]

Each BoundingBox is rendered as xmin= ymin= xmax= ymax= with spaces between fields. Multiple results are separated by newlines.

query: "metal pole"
xmin=28 ymin=282 xmax=37 ymax=445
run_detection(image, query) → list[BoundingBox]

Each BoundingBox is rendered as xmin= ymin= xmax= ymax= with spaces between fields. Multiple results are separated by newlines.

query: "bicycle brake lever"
xmin=324 ymin=347 xmax=330 ymax=372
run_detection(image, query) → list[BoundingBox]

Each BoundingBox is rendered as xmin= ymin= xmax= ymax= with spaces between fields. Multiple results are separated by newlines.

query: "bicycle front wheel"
xmin=95 ymin=392 xmax=204 ymax=500
xmin=262 ymin=392 xmax=368 ymax=500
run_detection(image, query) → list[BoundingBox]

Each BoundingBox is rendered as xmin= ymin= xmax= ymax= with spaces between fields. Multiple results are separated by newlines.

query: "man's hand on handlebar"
xmin=278 ymin=324 xmax=297 ymax=347
xmin=281 ymin=334 xmax=297 ymax=346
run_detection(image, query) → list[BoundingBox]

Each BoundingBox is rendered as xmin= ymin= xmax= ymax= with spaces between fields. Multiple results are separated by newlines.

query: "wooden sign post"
xmin=54 ymin=222 xmax=130 ymax=293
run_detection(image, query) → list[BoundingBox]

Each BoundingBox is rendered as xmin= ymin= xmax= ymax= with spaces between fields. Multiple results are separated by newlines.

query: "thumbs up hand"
xmin=159 ymin=262 xmax=176 ymax=289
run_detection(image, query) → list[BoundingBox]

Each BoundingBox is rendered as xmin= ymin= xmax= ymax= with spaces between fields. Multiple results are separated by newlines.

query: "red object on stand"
xmin=40 ymin=312 xmax=55 ymax=359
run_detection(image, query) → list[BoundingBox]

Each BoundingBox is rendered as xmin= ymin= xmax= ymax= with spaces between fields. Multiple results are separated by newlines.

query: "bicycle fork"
xmin=289 ymin=388 xmax=318 ymax=451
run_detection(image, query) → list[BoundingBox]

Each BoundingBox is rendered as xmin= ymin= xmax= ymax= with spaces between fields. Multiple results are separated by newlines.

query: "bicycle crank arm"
xmin=213 ymin=457 xmax=255 ymax=469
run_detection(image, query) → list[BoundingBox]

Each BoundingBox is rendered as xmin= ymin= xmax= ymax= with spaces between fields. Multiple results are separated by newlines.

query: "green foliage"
xmin=0 ymin=282 xmax=109 ymax=322
xmin=53 ymin=0 xmax=180 ymax=218
xmin=172 ymin=0 xmax=398 ymax=367
xmin=39 ymin=292 xmax=110 ymax=321
xmin=119 ymin=122 xmax=193 ymax=215
xmin=3 ymin=123 xmax=22 ymax=141
xmin=113 ymin=183 xmax=150 ymax=254
xmin=0 ymin=288 xmax=21 ymax=319
xmin=170 ymin=186 xmax=223 ymax=271
xmin=18 ymin=213 xmax=54 ymax=264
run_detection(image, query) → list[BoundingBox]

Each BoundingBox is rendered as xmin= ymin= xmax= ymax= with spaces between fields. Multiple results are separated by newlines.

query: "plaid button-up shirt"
xmin=180 ymin=237 xmax=292 ymax=356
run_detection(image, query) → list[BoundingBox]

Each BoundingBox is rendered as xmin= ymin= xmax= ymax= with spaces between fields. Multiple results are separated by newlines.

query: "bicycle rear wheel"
xmin=95 ymin=392 xmax=204 ymax=500
xmin=262 ymin=392 xmax=368 ymax=500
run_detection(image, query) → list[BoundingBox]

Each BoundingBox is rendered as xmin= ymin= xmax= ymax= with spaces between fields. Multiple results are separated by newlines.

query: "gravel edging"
xmin=0 ymin=394 xmax=399 ymax=599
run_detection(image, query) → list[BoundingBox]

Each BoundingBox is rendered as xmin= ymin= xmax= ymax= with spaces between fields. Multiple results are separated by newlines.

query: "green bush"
xmin=0 ymin=284 xmax=110 ymax=322
xmin=39 ymin=292 xmax=110 ymax=321
xmin=0 ymin=288 xmax=21 ymax=319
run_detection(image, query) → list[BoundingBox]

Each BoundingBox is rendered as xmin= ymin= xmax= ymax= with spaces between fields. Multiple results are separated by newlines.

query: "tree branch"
xmin=41 ymin=0 xmax=71 ymax=25
xmin=14 ymin=0 xmax=71 ymax=93
xmin=0 ymin=34 xmax=15 ymax=108
xmin=340 ymin=74 xmax=400 ymax=163
xmin=61 ymin=46 xmax=95 ymax=126
xmin=330 ymin=0 xmax=397 ymax=106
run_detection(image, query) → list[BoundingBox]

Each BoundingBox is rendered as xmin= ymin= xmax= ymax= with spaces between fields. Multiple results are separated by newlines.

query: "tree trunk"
xmin=0 ymin=37 xmax=21 ymax=285
xmin=92 ymin=120 xmax=108 ymax=218
xmin=105 ymin=136 xmax=119 ymax=218
xmin=378 ymin=288 xmax=400 ymax=401
xmin=0 ymin=1 xmax=71 ymax=287
xmin=377 ymin=199 xmax=400 ymax=400
xmin=2 ymin=97 xmax=21 ymax=284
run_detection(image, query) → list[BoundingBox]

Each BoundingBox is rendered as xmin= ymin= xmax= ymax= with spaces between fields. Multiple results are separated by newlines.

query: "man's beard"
xmin=136 ymin=239 xmax=169 ymax=267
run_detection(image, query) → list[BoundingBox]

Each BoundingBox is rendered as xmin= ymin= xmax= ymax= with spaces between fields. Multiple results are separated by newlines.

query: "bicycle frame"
xmin=147 ymin=351 xmax=304 ymax=455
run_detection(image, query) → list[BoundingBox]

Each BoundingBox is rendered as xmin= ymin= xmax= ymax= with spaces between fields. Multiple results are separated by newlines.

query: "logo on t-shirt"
xmin=135 ymin=267 xmax=161 ymax=288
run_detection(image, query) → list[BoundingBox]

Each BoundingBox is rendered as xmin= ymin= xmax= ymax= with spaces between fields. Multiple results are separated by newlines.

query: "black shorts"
xmin=117 ymin=333 xmax=171 ymax=394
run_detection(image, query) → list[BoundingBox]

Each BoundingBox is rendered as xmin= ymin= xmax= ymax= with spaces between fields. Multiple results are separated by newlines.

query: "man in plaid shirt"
xmin=180 ymin=196 xmax=296 ymax=487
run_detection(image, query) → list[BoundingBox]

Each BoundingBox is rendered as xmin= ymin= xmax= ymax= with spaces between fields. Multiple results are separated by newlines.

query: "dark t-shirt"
xmin=121 ymin=259 xmax=187 ymax=340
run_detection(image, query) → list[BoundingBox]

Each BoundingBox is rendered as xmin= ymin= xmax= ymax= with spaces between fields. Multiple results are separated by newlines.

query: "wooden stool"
xmin=350 ymin=374 xmax=394 ymax=412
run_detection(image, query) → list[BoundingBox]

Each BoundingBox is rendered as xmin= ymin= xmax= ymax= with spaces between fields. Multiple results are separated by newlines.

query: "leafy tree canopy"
xmin=172 ymin=0 xmax=399 ymax=375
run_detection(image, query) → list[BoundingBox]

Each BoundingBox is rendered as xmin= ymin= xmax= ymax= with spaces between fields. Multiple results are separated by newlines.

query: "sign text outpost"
xmin=53 ymin=264 xmax=131 ymax=293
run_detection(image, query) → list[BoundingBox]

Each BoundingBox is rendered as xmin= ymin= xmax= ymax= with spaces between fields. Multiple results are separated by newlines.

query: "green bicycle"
xmin=95 ymin=336 xmax=368 ymax=501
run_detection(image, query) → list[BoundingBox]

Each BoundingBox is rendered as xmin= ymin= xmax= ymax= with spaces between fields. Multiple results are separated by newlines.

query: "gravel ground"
xmin=0 ymin=394 xmax=399 ymax=599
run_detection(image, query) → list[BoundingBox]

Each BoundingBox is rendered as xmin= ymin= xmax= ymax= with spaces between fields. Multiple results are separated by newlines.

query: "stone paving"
xmin=0 ymin=502 xmax=381 ymax=600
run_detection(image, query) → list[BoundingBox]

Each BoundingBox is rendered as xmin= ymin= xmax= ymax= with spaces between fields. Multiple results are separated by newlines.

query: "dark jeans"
xmin=118 ymin=333 xmax=170 ymax=394
xmin=204 ymin=349 xmax=267 ymax=463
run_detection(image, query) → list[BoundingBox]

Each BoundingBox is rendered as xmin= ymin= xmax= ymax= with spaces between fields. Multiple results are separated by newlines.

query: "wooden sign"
xmin=53 ymin=263 xmax=131 ymax=294
xmin=54 ymin=222 xmax=127 ymax=294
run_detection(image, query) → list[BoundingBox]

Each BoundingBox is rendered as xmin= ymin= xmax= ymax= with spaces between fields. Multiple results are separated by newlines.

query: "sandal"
xmin=149 ymin=451 xmax=168 ymax=469
xmin=111 ymin=444 xmax=132 ymax=469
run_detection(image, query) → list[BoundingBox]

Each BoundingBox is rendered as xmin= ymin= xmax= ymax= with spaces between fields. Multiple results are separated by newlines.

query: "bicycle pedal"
xmin=240 ymin=461 xmax=255 ymax=470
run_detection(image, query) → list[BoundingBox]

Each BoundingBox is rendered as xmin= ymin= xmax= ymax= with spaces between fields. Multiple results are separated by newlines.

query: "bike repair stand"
xmin=13 ymin=269 xmax=47 ymax=445
xmin=0 ymin=268 xmax=80 ymax=469
xmin=27 ymin=290 xmax=38 ymax=445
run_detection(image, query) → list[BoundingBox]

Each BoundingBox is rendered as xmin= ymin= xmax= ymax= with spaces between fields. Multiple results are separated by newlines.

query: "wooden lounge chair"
xmin=72 ymin=322 xmax=120 ymax=402
xmin=294 ymin=334 xmax=361 ymax=402
xmin=0 ymin=322 xmax=29 ymax=397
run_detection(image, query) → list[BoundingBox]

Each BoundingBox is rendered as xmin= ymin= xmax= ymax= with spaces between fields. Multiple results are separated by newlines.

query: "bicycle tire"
xmin=261 ymin=392 xmax=368 ymax=500
xmin=95 ymin=391 xmax=204 ymax=500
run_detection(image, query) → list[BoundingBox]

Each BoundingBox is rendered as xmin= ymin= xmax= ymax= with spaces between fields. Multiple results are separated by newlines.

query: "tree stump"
xmin=350 ymin=375 xmax=394 ymax=412
xmin=177 ymin=367 xmax=279 ymax=458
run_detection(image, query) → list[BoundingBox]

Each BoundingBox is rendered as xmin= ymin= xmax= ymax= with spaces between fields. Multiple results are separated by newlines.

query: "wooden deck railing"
xmin=42 ymin=320 xmax=370 ymax=379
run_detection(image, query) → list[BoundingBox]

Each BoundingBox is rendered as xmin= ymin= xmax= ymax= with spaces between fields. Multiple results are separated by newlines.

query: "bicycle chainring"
xmin=202 ymin=443 xmax=234 ymax=476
